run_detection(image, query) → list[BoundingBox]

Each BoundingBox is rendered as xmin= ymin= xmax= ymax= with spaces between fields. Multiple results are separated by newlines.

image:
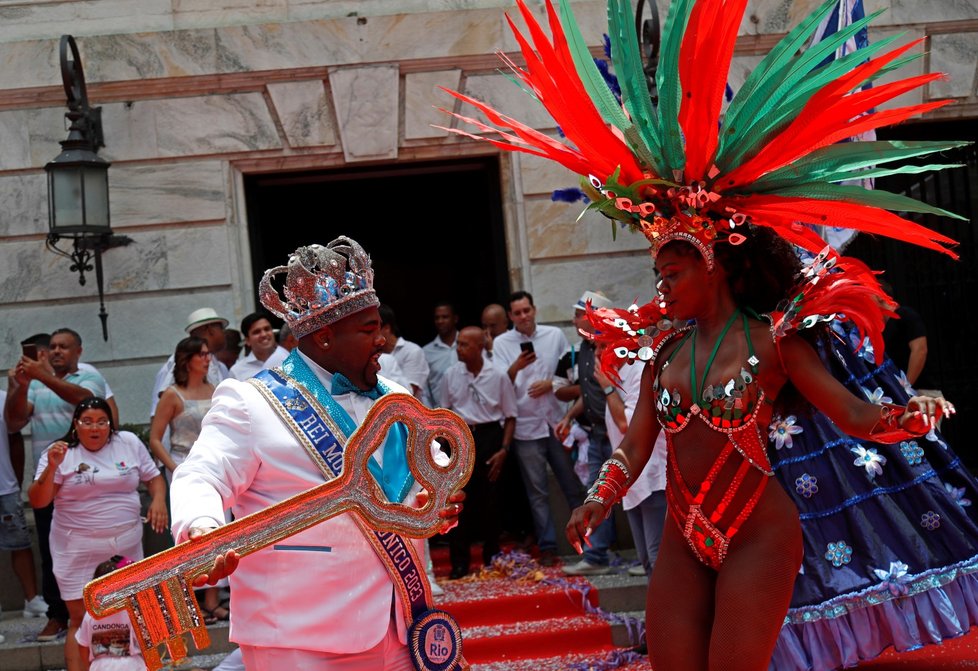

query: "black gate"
xmin=845 ymin=120 xmax=978 ymax=470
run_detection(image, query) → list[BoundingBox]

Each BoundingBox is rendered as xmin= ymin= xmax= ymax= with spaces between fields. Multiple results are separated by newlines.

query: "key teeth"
xmin=144 ymin=648 xmax=164 ymax=671
xmin=190 ymin=624 xmax=212 ymax=650
xmin=166 ymin=636 xmax=189 ymax=663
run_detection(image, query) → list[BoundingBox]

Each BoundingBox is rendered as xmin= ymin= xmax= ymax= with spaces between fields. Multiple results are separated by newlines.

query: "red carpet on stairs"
xmin=430 ymin=543 xmax=632 ymax=670
xmin=430 ymin=543 xmax=978 ymax=670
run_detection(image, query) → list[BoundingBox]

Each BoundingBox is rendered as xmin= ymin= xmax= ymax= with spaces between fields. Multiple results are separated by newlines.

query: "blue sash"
xmin=275 ymin=351 xmax=414 ymax=502
xmin=249 ymin=353 xmax=466 ymax=670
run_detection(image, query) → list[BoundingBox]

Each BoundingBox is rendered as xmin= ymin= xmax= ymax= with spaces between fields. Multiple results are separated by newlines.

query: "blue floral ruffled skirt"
xmin=768 ymin=326 xmax=978 ymax=671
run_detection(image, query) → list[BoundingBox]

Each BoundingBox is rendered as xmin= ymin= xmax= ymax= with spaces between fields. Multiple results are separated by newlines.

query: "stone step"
xmin=1 ymin=557 xmax=650 ymax=670
xmin=0 ymin=612 xmax=236 ymax=671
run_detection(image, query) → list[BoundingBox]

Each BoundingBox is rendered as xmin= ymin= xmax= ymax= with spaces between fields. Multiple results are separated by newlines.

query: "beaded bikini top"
xmin=652 ymin=311 xmax=773 ymax=477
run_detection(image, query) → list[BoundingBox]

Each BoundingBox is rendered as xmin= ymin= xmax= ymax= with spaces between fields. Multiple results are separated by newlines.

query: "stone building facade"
xmin=0 ymin=0 xmax=976 ymax=432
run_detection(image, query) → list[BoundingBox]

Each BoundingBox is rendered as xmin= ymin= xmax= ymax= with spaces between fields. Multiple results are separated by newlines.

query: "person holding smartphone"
xmin=4 ymin=328 xmax=107 ymax=644
xmin=490 ymin=290 xmax=582 ymax=566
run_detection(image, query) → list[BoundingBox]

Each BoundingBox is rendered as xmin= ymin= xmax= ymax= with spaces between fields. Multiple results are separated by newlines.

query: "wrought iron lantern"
xmin=44 ymin=35 xmax=127 ymax=341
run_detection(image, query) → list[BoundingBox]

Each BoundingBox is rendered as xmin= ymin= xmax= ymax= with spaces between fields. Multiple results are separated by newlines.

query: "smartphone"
xmin=519 ymin=341 xmax=535 ymax=354
xmin=22 ymin=344 xmax=38 ymax=360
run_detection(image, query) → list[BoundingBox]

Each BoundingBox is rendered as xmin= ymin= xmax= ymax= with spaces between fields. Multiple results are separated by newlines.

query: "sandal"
xmin=211 ymin=605 xmax=230 ymax=621
xmin=201 ymin=608 xmax=218 ymax=625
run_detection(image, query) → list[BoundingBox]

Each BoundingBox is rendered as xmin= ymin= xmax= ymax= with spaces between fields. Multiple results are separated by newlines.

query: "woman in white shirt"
xmin=29 ymin=397 xmax=166 ymax=671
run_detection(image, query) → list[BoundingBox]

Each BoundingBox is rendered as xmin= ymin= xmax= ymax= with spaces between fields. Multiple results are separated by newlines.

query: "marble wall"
xmin=0 ymin=0 xmax=975 ymax=428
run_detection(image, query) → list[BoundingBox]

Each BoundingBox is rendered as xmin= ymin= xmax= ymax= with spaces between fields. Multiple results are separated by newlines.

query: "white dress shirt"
xmin=491 ymin=325 xmax=570 ymax=441
xmin=229 ymin=345 xmax=289 ymax=381
xmin=390 ymin=338 xmax=430 ymax=397
xmin=439 ymin=361 xmax=518 ymax=426
xmin=422 ymin=335 xmax=457 ymax=408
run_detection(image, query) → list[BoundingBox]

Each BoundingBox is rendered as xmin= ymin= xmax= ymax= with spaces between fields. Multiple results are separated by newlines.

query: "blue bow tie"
xmin=331 ymin=372 xmax=382 ymax=400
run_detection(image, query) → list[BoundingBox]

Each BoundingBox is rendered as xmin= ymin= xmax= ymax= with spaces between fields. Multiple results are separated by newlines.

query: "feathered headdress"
xmin=438 ymin=0 xmax=964 ymax=270
xmin=438 ymin=0 xmax=966 ymax=369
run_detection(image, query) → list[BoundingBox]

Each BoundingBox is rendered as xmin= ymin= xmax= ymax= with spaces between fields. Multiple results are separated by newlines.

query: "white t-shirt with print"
xmin=35 ymin=431 xmax=159 ymax=529
xmin=75 ymin=609 xmax=145 ymax=669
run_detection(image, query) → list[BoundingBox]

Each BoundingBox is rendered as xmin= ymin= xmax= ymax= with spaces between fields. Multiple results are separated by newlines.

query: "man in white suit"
xmin=170 ymin=237 xmax=464 ymax=670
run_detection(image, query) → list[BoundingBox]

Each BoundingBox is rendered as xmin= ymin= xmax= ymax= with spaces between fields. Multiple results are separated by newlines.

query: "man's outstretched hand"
xmin=188 ymin=526 xmax=240 ymax=587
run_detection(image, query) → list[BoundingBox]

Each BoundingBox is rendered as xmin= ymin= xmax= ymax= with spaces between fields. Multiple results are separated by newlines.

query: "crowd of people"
xmin=0 ymin=235 xmax=634 ymax=669
xmin=3 ymin=234 xmax=970 ymax=671
xmin=3 ymin=0 xmax=977 ymax=668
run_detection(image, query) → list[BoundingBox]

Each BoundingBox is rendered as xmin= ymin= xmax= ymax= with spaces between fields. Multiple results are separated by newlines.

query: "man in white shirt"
xmin=422 ymin=302 xmax=459 ymax=407
xmin=440 ymin=326 xmax=517 ymax=578
xmin=170 ymin=237 xmax=465 ymax=670
xmin=150 ymin=308 xmax=230 ymax=417
xmin=230 ymin=311 xmax=289 ymax=381
xmin=480 ymin=303 xmax=509 ymax=360
xmin=491 ymin=291 xmax=582 ymax=565
xmin=379 ymin=304 xmax=429 ymax=400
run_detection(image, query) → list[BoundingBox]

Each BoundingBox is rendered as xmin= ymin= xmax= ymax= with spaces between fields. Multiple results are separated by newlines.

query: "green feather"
xmin=752 ymin=140 xmax=970 ymax=189
xmin=721 ymin=36 xmax=903 ymax=169
xmin=718 ymin=0 xmax=840 ymax=164
xmin=835 ymin=162 xmax=964 ymax=183
xmin=719 ymin=9 xmax=886 ymax=169
xmin=767 ymin=182 xmax=968 ymax=220
xmin=655 ymin=0 xmax=696 ymax=175
xmin=727 ymin=7 xmax=884 ymax=137
xmin=607 ymin=0 xmax=667 ymax=175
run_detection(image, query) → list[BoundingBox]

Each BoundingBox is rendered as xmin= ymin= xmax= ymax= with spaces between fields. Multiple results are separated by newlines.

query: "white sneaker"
xmin=0 ymin=632 xmax=5 ymax=644
xmin=627 ymin=565 xmax=647 ymax=577
xmin=23 ymin=595 xmax=49 ymax=618
xmin=561 ymin=559 xmax=611 ymax=576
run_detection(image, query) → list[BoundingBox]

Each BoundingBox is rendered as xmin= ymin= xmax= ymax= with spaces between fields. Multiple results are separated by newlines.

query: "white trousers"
xmin=239 ymin=618 xmax=413 ymax=671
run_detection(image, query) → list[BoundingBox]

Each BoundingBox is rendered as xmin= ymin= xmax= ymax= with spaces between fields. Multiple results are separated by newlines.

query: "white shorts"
xmin=50 ymin=519 xmax=144 ymax=600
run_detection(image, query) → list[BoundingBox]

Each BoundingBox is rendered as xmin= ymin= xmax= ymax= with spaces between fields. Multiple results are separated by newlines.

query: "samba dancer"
xmin=439 ymin=1 xmax=973 ymax=668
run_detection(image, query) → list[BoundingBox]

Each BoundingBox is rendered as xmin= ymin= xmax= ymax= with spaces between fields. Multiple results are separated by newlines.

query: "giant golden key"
xmin=84 ymin=394 xmax=474 ymax=670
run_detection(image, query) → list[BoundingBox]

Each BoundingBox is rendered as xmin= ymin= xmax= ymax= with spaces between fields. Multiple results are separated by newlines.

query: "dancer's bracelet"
xmin=869 ymin=402 xmax=927 ymax=443
xmin=584 ymin=458 xmax=631 ymax=517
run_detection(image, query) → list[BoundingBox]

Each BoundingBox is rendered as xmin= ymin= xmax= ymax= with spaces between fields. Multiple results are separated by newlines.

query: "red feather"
xmin=733 ymin=195 xmax=959 ymax=259
xmin=771 ymin=255 xmax=896 ymax=364
xmin=720 ymin=39 xmax=947 ymax=188
xmin=678 ymin=0 xmax=750 ymax=181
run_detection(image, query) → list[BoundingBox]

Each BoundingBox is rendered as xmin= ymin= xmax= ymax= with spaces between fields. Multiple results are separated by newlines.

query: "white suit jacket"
xmin=170 ymin=353 xmax=433 ymax=653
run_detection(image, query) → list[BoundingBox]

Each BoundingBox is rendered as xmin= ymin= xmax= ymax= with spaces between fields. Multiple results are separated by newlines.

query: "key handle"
xmin=342 ymin=392 xmax=475 ymax=537
xmin=83 ymin=393 xmax=474 ymax=669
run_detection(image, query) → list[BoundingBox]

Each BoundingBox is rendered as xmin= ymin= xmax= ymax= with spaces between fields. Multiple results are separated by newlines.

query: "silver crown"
xmin=258 ymin=236 xmax=379 ymax=339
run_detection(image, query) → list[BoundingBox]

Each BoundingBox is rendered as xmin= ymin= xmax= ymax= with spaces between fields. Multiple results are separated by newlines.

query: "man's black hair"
xmin=378 ymin=304 xmax=401 ymax=337
xmin=240 ymin=311 xmax=273 ymax=337
xmin=20 ymin=333 xmax=51 ymax=348
xmin=51 ymin=327 xmax=82 ymax=347
xmin=508 ymin=290 xmax=534 ymax=307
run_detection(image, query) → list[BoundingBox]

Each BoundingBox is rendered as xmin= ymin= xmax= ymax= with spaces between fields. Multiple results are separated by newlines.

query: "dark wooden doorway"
xmin=244 ymin=156 xmax=510 ymax=347
xmin=845 ymin=119 xmax=977 ymax=470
